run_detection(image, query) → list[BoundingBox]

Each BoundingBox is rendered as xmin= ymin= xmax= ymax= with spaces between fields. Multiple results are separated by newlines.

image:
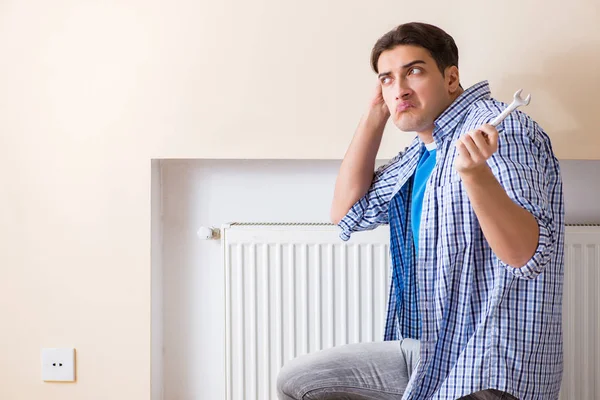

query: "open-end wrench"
xmin=490 ymin=89 xmax=531 ymax=127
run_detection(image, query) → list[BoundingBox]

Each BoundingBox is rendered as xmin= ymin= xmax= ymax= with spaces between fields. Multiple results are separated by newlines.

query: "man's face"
xmin=377 ymin=45 xmax=458 ymax=134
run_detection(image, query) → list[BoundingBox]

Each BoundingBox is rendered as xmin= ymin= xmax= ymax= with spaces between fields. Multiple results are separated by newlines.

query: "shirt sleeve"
xmin=486 ymin=113 xmax=561 ymax=280
xmin=338 ymin=151 xmax=404 ymax=241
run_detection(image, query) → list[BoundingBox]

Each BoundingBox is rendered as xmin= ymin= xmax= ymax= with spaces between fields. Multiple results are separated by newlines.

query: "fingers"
xmin=458 ymin=125 xmax=498 ymax=157
xmin=459 ymin=133 xmax=484 ymax=163
xmin=468 ymin=130 xmax=493 ymax=159
xmin=455 ymin=124 xmax=500 ymax=175
xmin=375 ymin=80 xmax=383 ymax=91
xmin=478 ymin=124 xmax=499 ymax=150
xmin=456 ymin=137 xmax=470 ymax=158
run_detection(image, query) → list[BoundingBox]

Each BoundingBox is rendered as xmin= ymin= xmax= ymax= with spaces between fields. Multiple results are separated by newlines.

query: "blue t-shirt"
xmin=411 ymin=142 xmax=437 ymax=254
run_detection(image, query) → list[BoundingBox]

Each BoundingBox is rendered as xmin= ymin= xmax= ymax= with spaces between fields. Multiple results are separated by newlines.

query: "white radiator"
xmin=222 ymin=223 xmax=600 ymax=400
xmin=561 ymin=226 xmax=600 ymax=400
xmin=222 ymin=223 xmax=391 ymax=400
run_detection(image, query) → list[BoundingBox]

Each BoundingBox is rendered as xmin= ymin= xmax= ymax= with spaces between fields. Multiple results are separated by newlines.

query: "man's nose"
xmin=395 ymin=79 xmax=412 ymax=100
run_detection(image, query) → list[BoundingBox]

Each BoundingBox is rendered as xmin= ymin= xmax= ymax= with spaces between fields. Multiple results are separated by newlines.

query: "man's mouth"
xmin=397 ymin=101 xmax=414 ymax=112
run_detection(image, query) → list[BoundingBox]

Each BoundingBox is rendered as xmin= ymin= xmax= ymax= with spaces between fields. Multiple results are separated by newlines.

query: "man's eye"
xmin=381 ymin=77 xmax=392 ymax=85
xmin=409 ymin=67 xmax=422 ymax=75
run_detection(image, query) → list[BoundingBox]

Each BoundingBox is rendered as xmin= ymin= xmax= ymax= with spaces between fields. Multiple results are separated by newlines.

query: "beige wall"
xmin=1 ymin=1 xmax=598 ymax=399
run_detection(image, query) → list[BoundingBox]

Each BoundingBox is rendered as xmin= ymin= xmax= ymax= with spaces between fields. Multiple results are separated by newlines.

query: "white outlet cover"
xmin=41 ymin=348 xmax=76 ymax=382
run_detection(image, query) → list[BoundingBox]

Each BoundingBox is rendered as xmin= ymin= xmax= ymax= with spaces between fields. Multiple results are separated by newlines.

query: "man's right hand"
xmin=368 ymin=82 xmax=391 ymax=121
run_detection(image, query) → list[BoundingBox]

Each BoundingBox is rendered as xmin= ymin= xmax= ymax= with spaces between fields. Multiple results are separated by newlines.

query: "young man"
xmin=277 ymin=22 xmax=564 ymax=400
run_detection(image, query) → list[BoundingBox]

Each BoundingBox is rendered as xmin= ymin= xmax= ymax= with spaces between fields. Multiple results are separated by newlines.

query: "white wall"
xmin=157 ymin=159 xmax=600 ymax=399
xmin=561 ymin=161 xmax=600 ymax=224
xmin=151 ymin=160 xmax=164 ymax=400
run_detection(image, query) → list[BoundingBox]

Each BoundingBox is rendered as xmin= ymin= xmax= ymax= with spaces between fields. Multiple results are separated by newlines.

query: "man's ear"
xmin=445 ymin=66 xmax=460 ymax=93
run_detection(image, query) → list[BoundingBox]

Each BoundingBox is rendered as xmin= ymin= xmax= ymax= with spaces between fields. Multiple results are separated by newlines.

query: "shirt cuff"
xmin=499 ymin=219 xmax=555 ymax=280
xmin=337 ymin=196 xmax=369 ymax=241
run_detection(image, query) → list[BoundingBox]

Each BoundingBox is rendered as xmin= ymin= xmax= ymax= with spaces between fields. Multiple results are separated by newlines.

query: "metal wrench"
xmin=490 ymin=89 xmax=531 ymax=127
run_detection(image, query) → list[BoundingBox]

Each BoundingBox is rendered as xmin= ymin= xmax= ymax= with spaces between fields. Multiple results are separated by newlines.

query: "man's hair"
xmin=371 ymin=22 xmax=459 ymax=76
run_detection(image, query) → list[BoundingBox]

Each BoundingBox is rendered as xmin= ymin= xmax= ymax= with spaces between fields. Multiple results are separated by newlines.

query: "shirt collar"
xmin=432 ymin=80 xmax=491 ymax=142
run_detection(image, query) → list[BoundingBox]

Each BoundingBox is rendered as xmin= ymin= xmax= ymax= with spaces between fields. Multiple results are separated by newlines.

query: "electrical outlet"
xmin=41 ymin=348 xmax=76 ymax=382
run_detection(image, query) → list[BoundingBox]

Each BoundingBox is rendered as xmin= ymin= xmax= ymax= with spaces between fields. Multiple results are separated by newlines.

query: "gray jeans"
xmin=276 ymin=339 xmax=517 ymax=400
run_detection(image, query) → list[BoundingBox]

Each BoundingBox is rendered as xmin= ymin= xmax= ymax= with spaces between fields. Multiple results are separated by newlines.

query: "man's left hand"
xmin=455 ymin=124 xmax=499 ymax=175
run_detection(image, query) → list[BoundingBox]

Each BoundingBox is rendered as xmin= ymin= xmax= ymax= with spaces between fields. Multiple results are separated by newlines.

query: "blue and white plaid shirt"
xmin=339 ymin=81 xmax=565 ymax=400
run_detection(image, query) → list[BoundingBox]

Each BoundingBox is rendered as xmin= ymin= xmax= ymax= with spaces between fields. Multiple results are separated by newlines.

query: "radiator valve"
xmin=197 ymin=226 xmax=220 ymax=240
